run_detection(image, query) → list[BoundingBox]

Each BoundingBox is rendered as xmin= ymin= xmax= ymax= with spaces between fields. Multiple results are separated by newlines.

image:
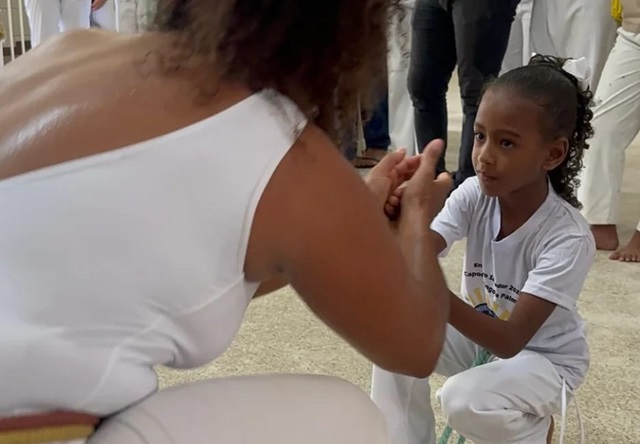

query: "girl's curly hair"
xmin=151 ymin=0 xmax=403 ymax=145
xmin=486 ymin=54 xmax=594 ymax=208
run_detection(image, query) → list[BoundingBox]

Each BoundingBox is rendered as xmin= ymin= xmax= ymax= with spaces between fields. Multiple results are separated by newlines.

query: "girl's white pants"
xmin=578 ymin=28 xmax=640 ymax=231
xmin=81 ymin=374 xmax=388 ymax=443
xmin=529 ymin=0 xmax=617 ymax=91
xmin=24 ymin=0 xmax=91 ymax=47
xmin=371 ymin=326 xmax=564 ymax=444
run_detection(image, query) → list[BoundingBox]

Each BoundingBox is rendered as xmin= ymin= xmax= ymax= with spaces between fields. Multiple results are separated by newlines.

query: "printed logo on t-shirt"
xmin=464 ymin=262 xmax=521 ymax=321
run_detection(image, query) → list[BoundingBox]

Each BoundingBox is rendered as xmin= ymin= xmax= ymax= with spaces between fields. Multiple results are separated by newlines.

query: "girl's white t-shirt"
xmin=431 ymin=177 xmax=595 ymax=390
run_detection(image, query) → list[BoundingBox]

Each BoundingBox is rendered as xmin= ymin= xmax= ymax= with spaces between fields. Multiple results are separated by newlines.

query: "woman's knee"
xmin=91 ymin=375 xmax=390 ymax=444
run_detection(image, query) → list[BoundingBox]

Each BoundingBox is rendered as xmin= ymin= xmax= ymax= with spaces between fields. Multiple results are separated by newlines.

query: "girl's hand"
xmin=364 ymin=148 xmax=420 ymax=212
xmin=389 ymin=140 xmax=452 ymax=224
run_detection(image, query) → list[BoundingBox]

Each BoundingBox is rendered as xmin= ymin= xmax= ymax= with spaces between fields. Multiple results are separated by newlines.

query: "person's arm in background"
xmin=246 ymin=130 xmax=452 ymax=377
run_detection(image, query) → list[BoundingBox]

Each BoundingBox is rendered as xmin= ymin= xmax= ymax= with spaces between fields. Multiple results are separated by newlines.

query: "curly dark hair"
xmin=485 ymin=54 xmax=594 ymax=208
xmin=151 ymin=0 xmax=402 ymax=145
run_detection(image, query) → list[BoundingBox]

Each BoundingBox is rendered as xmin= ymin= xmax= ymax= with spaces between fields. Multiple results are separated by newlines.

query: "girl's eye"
xmin=500 ymin=139 xmax=514 ymax=149
xmin=474 ymin=132 xmax=485 ymax=141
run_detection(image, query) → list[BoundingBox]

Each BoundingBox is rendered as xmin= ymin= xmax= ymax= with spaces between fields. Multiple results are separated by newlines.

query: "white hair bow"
xmin=529 ymin=53 xmax=592 ymax=90
xmin=562 ymin=57 xmax=591 ymax=90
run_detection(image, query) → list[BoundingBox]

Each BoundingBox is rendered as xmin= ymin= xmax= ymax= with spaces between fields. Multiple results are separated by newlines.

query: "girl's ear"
xmin=544 ymin=137 xmax=569 ymax=171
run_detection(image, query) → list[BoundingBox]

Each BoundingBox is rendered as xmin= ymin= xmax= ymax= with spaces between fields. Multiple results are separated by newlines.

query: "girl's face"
xmin=472 ymin=88 xmax=567 ymax=199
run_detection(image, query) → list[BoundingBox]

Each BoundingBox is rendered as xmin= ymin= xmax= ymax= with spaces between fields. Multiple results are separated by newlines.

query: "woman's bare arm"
xmin=245 ymin=126 xmax=450 ymax=377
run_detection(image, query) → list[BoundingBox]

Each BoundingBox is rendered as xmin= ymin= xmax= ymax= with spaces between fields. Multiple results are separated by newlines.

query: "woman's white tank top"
xmin=0 ymin=90 xmax=307 ymax=417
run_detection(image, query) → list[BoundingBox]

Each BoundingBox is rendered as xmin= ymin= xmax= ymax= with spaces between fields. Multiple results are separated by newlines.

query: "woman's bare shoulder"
xmin=0 ymin=31 xmax=223 ymax=181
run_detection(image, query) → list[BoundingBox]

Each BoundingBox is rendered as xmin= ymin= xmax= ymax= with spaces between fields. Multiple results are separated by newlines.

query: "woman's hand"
xmin=385 ymin=140 xmax=453 ymax=224
xmin=364 ymin=148 xmax=420 ymax=212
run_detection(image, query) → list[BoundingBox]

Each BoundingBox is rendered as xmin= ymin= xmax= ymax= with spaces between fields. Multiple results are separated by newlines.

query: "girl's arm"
xmin=448 ymin=292 xmax=556 ymax=359
xmin=449 ymin=233 xmax=595 ymax=358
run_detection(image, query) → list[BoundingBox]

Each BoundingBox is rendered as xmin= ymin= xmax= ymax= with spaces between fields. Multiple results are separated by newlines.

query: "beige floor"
xmin=157 ymin=88 xmax=640 ymax=442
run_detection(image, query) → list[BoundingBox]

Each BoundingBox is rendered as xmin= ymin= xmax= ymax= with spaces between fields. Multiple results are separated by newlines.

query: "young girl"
xmin=372 ymin=55 xmax=595 ymax=444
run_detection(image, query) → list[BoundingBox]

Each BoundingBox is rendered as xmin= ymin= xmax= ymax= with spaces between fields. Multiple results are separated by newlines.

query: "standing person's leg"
xmin=371 ymin=326 xmax=480 ymax=444
xmin=59 ymin=0 xmax=92 ymax=33
xmin=91 ymin=0 xmax=117 ymax=30
xmin=136 ymin=0 xmax=153 ymax=31
xmin=437 ymin=350 xmax=564 ymax=444
xmin=89 ymin=374 xmax=389 ymax=444
xmin=116 ymin=0 xmax=140 ymax=34
xmin=500 ymin=9 xmax=523 ymax=74
xmin=408 ymin=0 xmax=457 ymax=174
xmin=388 ymin=0 xmax=416 ymax=155
xmin=358 ymin=52 xmax=391 ymax=165
xmin=530 ymin=0 xmax=616 ymax=92
xmin=452 ymin=0 xmax=519 ymax=187
xmin=501 ymin=0 xmax=534 ymax=74
xmin=24 ymin=0 xmax=62 ymax=47
xmin=558 ymin=0 xmax=616 ymax=91
xmin=519 ymin=0 xmax=533 ymax=66
xmin=578 ymin=28 xmax=640 ymax=262
xmin=363 ymin=95 xmax=391 ymax=156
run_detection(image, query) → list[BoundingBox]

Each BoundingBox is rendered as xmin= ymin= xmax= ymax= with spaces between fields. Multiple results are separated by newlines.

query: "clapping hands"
xmin=365 ymin=140 xmax=453 ymax=225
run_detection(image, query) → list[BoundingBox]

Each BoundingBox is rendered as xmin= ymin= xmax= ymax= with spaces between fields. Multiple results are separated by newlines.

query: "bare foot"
xmin=547 ymin=416 xmax=554 ymax=444
xmin=590 ymin=225 xmax=619 ymax=251
xmin=610 ymin=230 xmax=640 ymax=262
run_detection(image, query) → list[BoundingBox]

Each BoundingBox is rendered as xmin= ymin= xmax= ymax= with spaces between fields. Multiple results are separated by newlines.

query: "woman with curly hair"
xmin=373 ymin=55 xmax=595 ymax=444
xmin=0 ymin=0 xmax=454 ymax=443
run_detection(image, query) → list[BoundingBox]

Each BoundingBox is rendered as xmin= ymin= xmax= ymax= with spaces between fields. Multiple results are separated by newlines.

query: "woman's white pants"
xmin=371 ymin=326 xmax=564 ymax=444
xmin=24 ymin=0 xmax=91 ymax=47
xmin=578 ymin=28 xmax=640 ymax=231
xmin=85 ymin=374 xmax=389 ymax=443
xmin=530 ymin=0 xmax=617 ymax=91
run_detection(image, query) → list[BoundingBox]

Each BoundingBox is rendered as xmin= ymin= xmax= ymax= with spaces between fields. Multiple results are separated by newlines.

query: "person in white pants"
xmin=116 ymin=0 xmax=155 ymax=34
xmin=529 ymin=0 xmax=617 ymax=92
xmin=501 ymin=0 xmax=534 ymax=74
xmin=24 ymin=0 xmax=92 ymax=47
xmin=578 ymin=0 xmax=640 ymax=262
xmin=90 ymin=0 xmax=151 ymax=34
xmin=387 ymin=0 xmax=416 ymax=154
xmin=372 ymin=55 xmax=594 ymax=444
xmin=90 ymin=0 xmax=117 ymax=31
